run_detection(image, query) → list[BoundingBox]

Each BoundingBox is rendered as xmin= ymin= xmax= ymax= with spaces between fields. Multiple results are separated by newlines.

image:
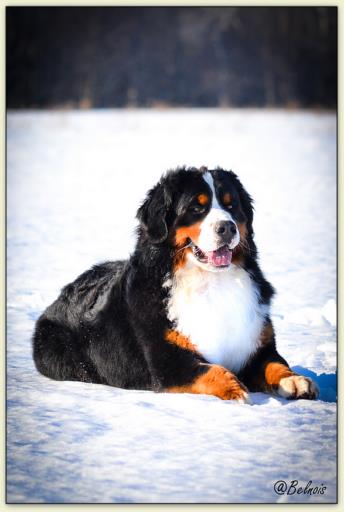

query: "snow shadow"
xmin=292 ymin=366 xmax=337 ymax=403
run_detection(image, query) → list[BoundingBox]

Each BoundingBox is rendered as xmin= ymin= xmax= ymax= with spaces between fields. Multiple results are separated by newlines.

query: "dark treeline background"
xmin=7 ymin=6 xmax=337 ymax=109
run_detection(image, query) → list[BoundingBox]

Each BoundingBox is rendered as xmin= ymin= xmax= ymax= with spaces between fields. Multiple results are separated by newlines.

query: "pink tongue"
xmin=207 ymin=246 xmax=232 ymax=267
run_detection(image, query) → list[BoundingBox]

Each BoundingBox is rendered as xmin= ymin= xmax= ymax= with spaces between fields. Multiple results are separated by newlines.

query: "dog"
xmin=33 ymin=166 xmax=318 ymax=402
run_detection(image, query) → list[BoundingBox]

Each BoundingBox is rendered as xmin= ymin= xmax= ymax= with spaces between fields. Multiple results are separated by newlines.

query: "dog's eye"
xmin=223 ymin=192 xmax=233 ymax=209
xmin=190 ymin=205 xmax=206 ymax=214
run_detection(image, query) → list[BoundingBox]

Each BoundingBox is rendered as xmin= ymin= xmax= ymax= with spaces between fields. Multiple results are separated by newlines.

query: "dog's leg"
xmin=134 ymin=324 xmax=249 ymax=401
xmin=164 ymin=329 xmax=249 ymax=402
xmin=239 ymin=320 xmax=319 ymax=400
xmin=264 ymin=362 xmax=318 ymax=399
xmin=167 ymin=363 xmax=250 ymax=402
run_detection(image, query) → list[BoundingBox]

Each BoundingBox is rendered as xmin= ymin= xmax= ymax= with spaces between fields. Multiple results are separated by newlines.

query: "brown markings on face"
xmin=232 ymin=221 xmax=248 ymax=265
xmin=197 ymin=193 xmax=209 ymax=206
xmin=223 ymin=192 xmax=231 ymax=206
xmin=264 ymin=362 xmax=295 ymax=388
xmin=165 ymin=329 xmax=198 ymax=353
xmin=167 ymin=364 xmax=248 ymax=401
xmin=173 ymin=221 xmax=201 ymax=270
xmin=238 ymin=221 xmax=247 ymax=241
xmin=175 ymin=222 xmax=201 ymax=247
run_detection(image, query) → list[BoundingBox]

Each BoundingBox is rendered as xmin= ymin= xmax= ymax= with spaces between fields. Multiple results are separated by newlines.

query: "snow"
xmin=7 ymin=109 xmax=337 ymax=503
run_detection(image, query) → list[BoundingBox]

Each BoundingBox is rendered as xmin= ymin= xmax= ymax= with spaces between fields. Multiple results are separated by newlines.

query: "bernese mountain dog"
xmin=33 ymin=166 xmax=318 ymax=402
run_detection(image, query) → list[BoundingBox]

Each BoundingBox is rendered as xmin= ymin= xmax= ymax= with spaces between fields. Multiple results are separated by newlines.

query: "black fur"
xmin=33 ymin=166 xmax=285 ymax=393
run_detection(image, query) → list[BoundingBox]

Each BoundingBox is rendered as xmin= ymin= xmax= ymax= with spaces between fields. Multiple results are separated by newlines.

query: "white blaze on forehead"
xmin=203 ymin=171 xmax=221 ymax=209
xmin=194 ymin=171 xmax=239 ymax=253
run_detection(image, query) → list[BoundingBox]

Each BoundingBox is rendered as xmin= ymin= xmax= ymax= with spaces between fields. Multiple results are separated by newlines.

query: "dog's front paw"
xmin=199 ymin=365 xmax=250 ymax=403
xmin=167 ymin=364 xmax=251 ymax=402
xmin=278 ymin=375 xmax=319 ymax=400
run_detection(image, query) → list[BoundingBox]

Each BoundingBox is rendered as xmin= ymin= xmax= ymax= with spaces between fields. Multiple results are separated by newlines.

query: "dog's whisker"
xmin=175 ymin=242 xmax=193 ymax=254
xmin=238 ymin=238 xmax=251 ymax=253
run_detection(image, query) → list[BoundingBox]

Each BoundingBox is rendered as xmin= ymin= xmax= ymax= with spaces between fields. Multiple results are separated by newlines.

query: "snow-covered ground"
xmin=7 ymin=109 xmax=337 ymax=503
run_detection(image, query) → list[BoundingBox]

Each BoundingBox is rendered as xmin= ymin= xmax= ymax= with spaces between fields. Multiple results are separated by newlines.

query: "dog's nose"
xmin=214 ymin=220 xmax=237 ymax=237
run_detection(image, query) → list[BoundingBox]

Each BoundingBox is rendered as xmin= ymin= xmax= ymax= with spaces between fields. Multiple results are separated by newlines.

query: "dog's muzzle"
xmin=214 ymin=220 xmax=237 ymax=246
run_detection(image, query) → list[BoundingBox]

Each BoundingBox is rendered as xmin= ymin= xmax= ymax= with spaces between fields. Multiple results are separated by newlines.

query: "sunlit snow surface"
xmin=7 ymin=109 xmax=337 ymax=503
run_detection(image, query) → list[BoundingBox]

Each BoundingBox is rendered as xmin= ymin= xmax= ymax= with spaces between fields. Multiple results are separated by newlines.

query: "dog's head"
xmin=137 ymin=167 xmax=254 ymax=272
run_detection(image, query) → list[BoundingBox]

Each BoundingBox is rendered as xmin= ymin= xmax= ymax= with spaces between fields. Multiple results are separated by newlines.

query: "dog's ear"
xmin=137 ymin=182 xmax=172 ymax=244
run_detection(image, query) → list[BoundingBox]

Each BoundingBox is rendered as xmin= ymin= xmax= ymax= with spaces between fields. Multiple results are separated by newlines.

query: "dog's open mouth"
xmin=191 ymin=243 xmax=233 ymax=267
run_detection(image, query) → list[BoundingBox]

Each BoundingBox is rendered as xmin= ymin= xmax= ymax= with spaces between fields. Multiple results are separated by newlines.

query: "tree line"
xmin=6 ymin=7 xmax=337 ymax=109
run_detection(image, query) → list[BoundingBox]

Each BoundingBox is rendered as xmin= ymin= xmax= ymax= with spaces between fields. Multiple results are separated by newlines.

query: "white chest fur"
xmin=165 ymin=264 xmax=265 ymax=373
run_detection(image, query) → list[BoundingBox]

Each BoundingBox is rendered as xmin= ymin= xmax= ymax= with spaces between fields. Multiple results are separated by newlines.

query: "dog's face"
xmin=137 ymin=167 xmax=253 ymax=272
